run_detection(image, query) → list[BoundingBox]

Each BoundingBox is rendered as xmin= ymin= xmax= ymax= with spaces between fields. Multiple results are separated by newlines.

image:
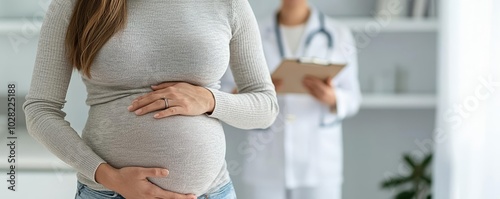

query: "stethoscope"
xmin=274 ymin=11 xmax=334 ymax=58
xmin=274 ymin=11 xmax=341 ymax=128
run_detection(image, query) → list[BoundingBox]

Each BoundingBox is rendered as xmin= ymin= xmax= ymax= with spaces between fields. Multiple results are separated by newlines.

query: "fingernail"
xmin=135 ymin=109 xmax=142 ymax=114
xmin=154 ymin=113 xmax=160 ymax=118
xmin=132 ymin=99 xmax=138 ymax=103
xmin=162 ymin=169 xmax=169 ymax=175
xmin=127 ymin=105 xmax=133 ymax=111
xmin=151 ymin=85 xmax=157 ymax=87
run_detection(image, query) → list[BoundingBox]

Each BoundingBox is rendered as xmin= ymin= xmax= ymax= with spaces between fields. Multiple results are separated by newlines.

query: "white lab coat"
xmin=221 ymin=7 xmax=361 ymax=192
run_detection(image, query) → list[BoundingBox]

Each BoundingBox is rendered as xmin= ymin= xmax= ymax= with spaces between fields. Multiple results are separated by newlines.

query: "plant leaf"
xmin=395 ymin=190 xmax=416 ymax=199
xmin=404 ymin=154 xmax=417 ymax=169
xmin=421 ymin=154 xmax=433 ymax=169
xmin=381 ymin=176 xmax=412 ymax=188
xmin=422 ymin=175 xmax=432 ymax=185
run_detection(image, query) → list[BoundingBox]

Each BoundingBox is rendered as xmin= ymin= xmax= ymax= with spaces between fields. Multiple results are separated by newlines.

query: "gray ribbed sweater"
xmin=22 ymin=0 xmax=278 ymax=196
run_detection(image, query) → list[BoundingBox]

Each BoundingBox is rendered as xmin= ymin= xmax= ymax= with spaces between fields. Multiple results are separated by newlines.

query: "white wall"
xmin=435 ymin=0 xmax=500 ymax=198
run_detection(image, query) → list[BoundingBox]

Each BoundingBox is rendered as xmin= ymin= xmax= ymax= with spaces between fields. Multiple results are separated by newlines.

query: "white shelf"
xmin=339 ymin=18 xmax=438 ymax=32
xmin=361 ymin=94 xmax=436 ymax=109
xmin=0 ymin=18 xmax=438 ymax=34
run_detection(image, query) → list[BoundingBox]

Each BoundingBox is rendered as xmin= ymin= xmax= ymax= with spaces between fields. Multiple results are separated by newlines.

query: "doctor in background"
xmin=221 ymin=0 xmax=361 ymax=198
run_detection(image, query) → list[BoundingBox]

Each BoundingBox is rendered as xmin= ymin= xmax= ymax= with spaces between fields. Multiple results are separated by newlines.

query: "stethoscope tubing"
xmin=275 ymin=11 xmax=334 ymax=58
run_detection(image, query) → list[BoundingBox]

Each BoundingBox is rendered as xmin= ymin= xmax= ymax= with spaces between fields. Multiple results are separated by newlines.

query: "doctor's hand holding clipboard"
xmin=270 ymin=58 xmax=346 ymax=108
xmin=220 ymin=0 xmax=361 ymax=199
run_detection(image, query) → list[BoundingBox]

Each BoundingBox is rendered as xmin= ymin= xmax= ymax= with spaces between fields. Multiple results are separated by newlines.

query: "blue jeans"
xmin=75 ymin=181 xmax=236 ymax=199
xmin=197 ymin=181 xmax=237 ymax=199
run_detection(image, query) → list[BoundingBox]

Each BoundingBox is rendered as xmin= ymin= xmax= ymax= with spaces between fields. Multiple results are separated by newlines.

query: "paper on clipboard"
xmin=271 ymin=58 xmax=346 ymax=94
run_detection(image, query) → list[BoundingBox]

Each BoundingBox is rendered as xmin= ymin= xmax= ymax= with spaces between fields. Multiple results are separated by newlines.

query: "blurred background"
xmin=0 ymin=0 xmax=499 ymax=198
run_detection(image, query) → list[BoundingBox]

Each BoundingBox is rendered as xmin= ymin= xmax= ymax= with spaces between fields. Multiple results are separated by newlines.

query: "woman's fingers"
xmin=142 ymin=180 xmax=196 ymax=199
xmin=131 ymin=86 xmax=177 ymax=105
xmin=130 ymin=82 xmax=214 ymax=118
xmin=138 ymin=168 xmax=169 ymax=178
xmin=131 ymin=99 xmax=163 ymax=115
xmin=187 ymin=194 xmax=197 ymax=199
xmin=128 ymin=90 xmax=185 ymax=117
xmin=129 ymin=92 xmax=174 ymax=112
xmin=113 ymin=166 xmax=197 ymax=199
xmin=133 ymin=99 xmax=180 ymax=116
xmin=153 ymin=107 xmax=185 ymax=119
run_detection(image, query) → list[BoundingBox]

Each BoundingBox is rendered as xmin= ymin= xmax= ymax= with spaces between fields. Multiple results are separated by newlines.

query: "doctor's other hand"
xmin=272 ymin=78 xmax=284 ymax=92
xmin=128 ymin=82 xmax=215 ymax=119
xmin=302 ymin=75 xmax=337 ymax=106
xmin=95 ymin=163 xmax=196 ymax=199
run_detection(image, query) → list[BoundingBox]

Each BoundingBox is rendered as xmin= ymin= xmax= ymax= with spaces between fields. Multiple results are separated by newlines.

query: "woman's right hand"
xmin=95 ymin=163 xmax=196 ymax=199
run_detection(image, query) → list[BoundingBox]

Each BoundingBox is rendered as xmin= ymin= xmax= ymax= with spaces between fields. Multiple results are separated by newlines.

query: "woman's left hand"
xmin=128 ymin=82 xmax=215 ymax=119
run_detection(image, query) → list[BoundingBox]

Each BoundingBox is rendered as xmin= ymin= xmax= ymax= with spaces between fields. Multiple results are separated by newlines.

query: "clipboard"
xmin=271 ymin=58 xmax=346 ymax=94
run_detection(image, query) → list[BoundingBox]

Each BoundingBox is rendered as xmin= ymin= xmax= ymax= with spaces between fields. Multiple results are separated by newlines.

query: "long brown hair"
xmin=65 ymin=0 xmax=127 ymax=78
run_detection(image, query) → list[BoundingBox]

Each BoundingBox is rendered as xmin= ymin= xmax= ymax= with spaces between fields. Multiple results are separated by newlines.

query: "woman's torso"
xmin=78 ymin=0 xmax=233 ymax=195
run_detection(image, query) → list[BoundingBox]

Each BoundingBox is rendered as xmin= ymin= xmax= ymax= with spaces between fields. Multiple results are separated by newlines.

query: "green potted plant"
xmin=381 ymin=153 xmax=432 ymax=199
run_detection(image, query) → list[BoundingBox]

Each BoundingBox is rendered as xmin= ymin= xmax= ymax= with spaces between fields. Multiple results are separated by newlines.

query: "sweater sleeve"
xmin=22 ymin=0 xmax=106 ymax=183
xmin=206 ymin=0 xmax=279 ymax=129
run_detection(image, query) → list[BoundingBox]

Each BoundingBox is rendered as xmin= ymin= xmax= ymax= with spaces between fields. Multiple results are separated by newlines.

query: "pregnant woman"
xmin=22 ymin=0 xmax=278 ymax=198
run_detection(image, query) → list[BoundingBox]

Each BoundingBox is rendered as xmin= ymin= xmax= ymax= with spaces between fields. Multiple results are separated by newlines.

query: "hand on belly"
xmin=127 ymin=82 xmax=216 ymax=119
xmin=94 ymin=163 xmax=197 ymax=199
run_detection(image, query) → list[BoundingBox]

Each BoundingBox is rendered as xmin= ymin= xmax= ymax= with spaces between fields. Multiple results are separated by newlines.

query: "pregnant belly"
xmin=82 ymin=94 xmax=226 ymax=195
